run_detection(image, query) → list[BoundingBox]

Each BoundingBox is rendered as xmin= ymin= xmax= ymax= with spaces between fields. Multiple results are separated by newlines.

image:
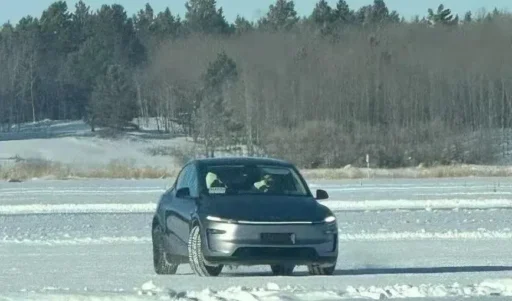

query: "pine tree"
xmin=258 ymin=0 xmax=299 ymax=31
xmin=89 ymin=64 xmax=137 ymax=130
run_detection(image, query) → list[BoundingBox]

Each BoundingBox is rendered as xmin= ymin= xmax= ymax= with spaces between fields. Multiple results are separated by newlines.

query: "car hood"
xmin=200 ymin=195 xmax=329 ymax=222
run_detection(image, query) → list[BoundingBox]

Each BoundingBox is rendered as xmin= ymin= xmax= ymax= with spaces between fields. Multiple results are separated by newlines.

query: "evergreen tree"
xmin=133 ymin=3 xmax=155 ymax=47
xmin=427 ymin=4 xmax=459 ymax=26
xmin=310 ymin=0 xmax=335 ymax=34
xmin=152 ymin=8 xmax=182 ymax=41
xmin=464 ymin=11 xmax=472 ymax=23
xmin=89 ymin=64 xmax=137 ymax=130
xmin=184 ymin=0 xmax=231 ymax=35
xmin=234 ymin=15 xmax=253 ymax=34
xmin=195 ymin=51 xmax=239 ymax=157
xmin=258 ymin=0 xmax=299 ymax=31
xmin=334 ymin=0 xmax=354 ymax=24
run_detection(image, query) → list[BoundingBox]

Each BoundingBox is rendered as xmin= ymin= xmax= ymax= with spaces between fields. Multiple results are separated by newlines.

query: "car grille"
xmin=232 ymin=247 xmax=318 ymax=259
xmin=260 ymin=233 xmax=294 ymax=245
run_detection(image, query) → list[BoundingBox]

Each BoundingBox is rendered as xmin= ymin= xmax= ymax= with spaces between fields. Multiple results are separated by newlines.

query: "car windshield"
xmin=202 ymin=164 xmax=309 ymax=196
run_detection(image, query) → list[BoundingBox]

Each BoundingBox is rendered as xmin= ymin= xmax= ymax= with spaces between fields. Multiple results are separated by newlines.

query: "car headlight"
xmin=324 ymin=215 xmax=336 ymax=223
xmin=206 ymin=215 xmax=238 ymax=224
xmin=207 ymin=215 xmax=336 ymax=225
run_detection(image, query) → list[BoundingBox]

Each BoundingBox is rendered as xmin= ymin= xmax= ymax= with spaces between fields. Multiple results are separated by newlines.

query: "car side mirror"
xmin=316 ymin=189 xmax=329 ymax=200
xmin=176 ymin=187 xmax=191 ymax=198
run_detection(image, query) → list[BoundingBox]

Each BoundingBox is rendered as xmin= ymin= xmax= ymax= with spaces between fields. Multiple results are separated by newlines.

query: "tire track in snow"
xmin=3 ymin=199 xmax=512 ymax=215
xmin=0 ymin=203 xmax=157 ymax=215
xmin=3 ymin=230 xmax=512 ymax=246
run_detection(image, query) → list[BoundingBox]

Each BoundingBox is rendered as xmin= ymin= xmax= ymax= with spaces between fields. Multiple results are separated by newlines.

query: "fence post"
xmin=366 ymin=153 xmax=370 ymax=179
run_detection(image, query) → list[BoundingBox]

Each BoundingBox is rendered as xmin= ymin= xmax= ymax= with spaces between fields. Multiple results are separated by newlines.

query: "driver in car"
xmin=254 ymin=173 xmax=279 ymax=193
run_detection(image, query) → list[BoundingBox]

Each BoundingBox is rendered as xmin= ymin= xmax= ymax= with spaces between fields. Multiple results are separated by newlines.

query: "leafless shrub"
xmin=0 ymin=158 xmax=178 ymax=180
xmin=1 ymin=157 xmax=511 ymax=181
xmin=0 ymin=158 xmax=69 ymax=180
xmin=83 ymin=159 xmax=173 ymax=179
xmin=167 ymin=145 xmax=201 ymax=166
xmin=144 ymin=22 xmax=512 ymax=169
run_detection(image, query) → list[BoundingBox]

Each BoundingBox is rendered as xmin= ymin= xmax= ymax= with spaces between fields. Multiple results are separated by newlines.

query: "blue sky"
xmin=2 ymin=0 xmax=510 ymax=25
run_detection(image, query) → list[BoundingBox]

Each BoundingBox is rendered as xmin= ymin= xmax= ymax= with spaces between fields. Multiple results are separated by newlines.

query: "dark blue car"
xmin=151 ymin=157 xmax=338 ymax=276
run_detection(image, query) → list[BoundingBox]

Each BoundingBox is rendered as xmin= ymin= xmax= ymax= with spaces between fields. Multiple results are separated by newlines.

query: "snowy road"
xmin=2 ymin=177 xmax=512 ymax=300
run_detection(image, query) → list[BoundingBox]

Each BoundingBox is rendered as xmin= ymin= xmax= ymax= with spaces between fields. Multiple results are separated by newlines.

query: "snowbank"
xmin=2 ymin=198 xmax=512 ymax=215
xmin=1 ymin=236 xmax=151 ymax=246
xmin=0 ymin=135 xmax=187 ymax=169
xmin=324 ymin=198 xmax=512 ymax=211
xmin=3 ymin=229 xmax=512 ymax=246
xmin=337 ymin=230 xmax=512 ymax=241
xmin=0 ymin=203 xmax=157 ymax=215
xmin=6 ymin=278 xmax=512 ymax=300
xmin=0 ymin=119 xmax=190 ymax=171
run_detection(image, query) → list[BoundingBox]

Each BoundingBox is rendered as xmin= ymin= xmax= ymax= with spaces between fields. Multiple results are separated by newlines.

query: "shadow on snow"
xmin=217 ymin=265 xmax=512 ymax=277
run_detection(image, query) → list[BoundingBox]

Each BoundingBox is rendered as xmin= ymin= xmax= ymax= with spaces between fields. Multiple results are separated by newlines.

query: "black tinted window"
xmin=187 ymin=165 xmax=199 ymax=198
xmin=175 ymin=165 xmax=190 ymax=191
xmin=175 ymin=164 xmax=199 ymax=198
xmin=201 ymin=164 xmax=308 ymax=196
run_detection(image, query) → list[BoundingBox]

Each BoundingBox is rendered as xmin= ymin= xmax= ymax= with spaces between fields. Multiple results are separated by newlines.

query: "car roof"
xmin=190 ymin=156 xmax=294 ymax=167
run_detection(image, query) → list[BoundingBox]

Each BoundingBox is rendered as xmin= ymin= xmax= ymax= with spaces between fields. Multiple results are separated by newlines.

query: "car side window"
xmin=187 ymin=165 xmax=199 ymax=198
xmin=175 ymin=165 xmax=190 ymax=191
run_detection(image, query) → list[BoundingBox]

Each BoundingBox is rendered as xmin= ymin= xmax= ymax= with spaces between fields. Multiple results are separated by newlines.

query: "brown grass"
xmin=0 ymin=159 xmax=179 ymax=181
xmin=300 ymin=164 xmax=512 ymax=180
xmin=1 ymin=159 xmax=511 ymax=182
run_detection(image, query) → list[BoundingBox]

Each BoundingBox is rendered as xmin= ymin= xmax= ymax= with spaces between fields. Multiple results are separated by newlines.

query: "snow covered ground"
xmin=0 ymin=119 xmax=191 ymax=170
xmin=2 ymin=177 xmax=512 ymax=300
xmin=2 ymin=119 xmax=512 ymax=181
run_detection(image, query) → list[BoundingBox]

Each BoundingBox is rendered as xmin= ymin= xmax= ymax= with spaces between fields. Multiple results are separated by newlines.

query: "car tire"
xmin=270 ymin=264 xmax=295 ymax=276
xmin=307 ymin=262 xmax=336 ymax=275
xmin=188 ymin=225 xmax=223 ymax=277
xmin=152 ymin=224 xmax=179 ymax=275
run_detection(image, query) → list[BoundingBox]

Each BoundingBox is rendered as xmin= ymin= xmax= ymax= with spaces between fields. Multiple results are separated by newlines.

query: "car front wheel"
xmin=188 ymin=225 xmax=223 ymax=276
xmin=152 ymin=224 xmax=179 ymax=275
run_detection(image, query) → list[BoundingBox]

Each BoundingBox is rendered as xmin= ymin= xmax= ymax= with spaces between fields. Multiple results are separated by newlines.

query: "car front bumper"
xmin=201 ymin=219 xmax=338 ymax=266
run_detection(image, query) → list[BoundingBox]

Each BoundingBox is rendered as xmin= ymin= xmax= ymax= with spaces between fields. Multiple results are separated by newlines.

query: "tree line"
xmin=0 ymin=0 xmax=511 ymax=168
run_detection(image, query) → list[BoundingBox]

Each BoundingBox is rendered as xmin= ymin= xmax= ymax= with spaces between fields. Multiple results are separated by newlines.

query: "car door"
xmin=159 ymin=166 xmax=188 ymax=255
xmin=169 ymin=163 xmax=199 ymax=255
xmin=174 ymin=164 xmax=200 ymax=249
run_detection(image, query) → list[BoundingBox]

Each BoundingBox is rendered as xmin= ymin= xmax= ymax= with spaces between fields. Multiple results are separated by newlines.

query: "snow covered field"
xmin=2 ymin=177 xmax=512 ymax=300
xmin=2 ymin=119 xmax=512 ymax=181
xmin=0 ymin=119 xmax=190 ymax=171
